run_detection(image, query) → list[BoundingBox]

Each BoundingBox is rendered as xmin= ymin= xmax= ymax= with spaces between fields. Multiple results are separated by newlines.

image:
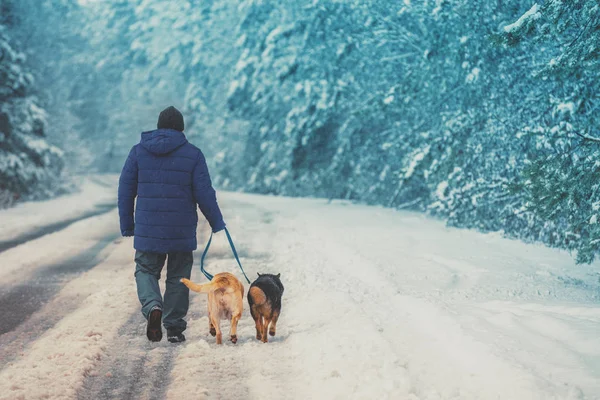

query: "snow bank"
xmin=0 ymin=211 xmax=119 ymax=286
xmin=0 ymin=175 xmax=117 ymax=243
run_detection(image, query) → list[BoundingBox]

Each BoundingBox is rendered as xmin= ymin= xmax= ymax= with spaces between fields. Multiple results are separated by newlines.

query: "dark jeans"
xmin=134 ymin=251 xmax=193 ymax=332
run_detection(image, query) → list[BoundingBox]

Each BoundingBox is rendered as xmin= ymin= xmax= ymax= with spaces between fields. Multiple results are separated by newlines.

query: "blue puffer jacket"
xmin=118 ymin=129 xmax=225 ymax=253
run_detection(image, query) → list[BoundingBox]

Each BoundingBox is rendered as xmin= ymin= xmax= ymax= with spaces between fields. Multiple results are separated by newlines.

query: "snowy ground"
xmin=0 ymin=177 xmax=599 ymax=400
xmin=0 ymin=175 xmax=117 ymax=251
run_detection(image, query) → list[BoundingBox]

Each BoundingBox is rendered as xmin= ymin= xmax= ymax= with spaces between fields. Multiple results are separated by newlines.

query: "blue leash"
xmin=199 ymin=227 xmax=251 ymax=284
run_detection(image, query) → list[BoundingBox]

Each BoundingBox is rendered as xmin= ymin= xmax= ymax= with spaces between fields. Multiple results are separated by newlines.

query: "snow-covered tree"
xmin=4 ymin=0 xmax=598 ymax=262
xmin=503 ymin=1 xmax=600 ymax=262
xmin=0 ymin=13 xmax=63 ymax=206
xmin=84 ymin=0 xmax=598 ymax=262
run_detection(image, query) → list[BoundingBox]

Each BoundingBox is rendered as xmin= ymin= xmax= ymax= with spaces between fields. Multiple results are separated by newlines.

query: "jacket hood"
xmin=140 ymin=129 xmax=188 ymax=155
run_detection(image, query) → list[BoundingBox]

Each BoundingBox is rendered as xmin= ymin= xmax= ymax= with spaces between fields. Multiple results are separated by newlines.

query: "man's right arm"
xmin=118 ymin=146 xmax=138 ymax=237
xmin=192 ymin=150 xmax=226 ymax=233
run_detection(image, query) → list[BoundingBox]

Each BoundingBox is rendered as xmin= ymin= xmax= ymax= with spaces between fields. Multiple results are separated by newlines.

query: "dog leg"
xmin=269 ymin=310 xmax=279 ymax=337
xmin=208 ymin=309 xmax=216 ymax=336
xmin=230 ymin=313 xmax=241 ymax=344
xmin=210 ymin=313 xmax=222 ymax=345
xmin=261 ymin=317 xmax=270 ymax=343
xmin=251 ymin=306 xmax=262 ymax=340
xmin=255 ymin=323 xmax=262 ymax=340
xmin=209 ymin=312 xmax=216 ymax=337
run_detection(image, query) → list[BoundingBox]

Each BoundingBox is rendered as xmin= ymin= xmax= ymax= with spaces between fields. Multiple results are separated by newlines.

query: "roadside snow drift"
xmin=0 ymin=175 xmax=117 ymax=244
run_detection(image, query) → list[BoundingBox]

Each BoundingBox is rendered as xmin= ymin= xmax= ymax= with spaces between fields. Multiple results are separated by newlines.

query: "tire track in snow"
xmin=0 ymin=293 xmax=83 ymax=368
xmin=0 ymin=232 xmax=119 ymax=337
xmin=0 ymin=204 xmax=116 ymax=254
xmin=77 ymin=310 xmax=185 ymax=400
xmin=0 ymin=241 xmax=140 ymax=400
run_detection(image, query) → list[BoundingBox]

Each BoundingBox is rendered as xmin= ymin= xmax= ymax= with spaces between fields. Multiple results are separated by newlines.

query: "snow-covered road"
xmin=1 ymin=179 xmax=599 ymax=400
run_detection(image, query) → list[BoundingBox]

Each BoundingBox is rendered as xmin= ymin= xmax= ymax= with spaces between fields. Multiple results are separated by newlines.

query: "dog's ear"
xmin=257 ymin=272 xmax=262 ymax=276
xmin=276 ymin=273 xmax=280 ymax=278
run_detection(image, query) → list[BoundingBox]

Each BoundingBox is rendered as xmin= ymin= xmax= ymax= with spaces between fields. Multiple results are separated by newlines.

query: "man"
xmin=118 ymin=106 xmax=226 ymax=343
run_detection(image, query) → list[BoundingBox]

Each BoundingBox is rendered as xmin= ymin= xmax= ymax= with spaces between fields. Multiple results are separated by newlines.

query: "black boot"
xmin=167 ymin=328 xmax=186 ymax=343
xmin=146 ymin=308 xmax=163 ymax=342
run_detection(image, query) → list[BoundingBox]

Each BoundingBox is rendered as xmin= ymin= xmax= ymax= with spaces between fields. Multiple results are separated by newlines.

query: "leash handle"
xmin=199 ymin=227 xmax=251 ymax=284
xmin=199 ymin=231 xmax=214 ymax=281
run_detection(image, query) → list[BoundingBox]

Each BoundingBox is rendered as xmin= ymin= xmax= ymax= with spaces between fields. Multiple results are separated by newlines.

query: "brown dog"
xmin=248 ymin=273 xmax=284 ymax=343
xmin=181 ymin=273 xmax=244 ymax=344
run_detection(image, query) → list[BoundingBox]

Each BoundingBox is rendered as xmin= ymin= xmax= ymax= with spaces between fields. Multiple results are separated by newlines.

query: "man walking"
xmin=118 ymin=106 xmax=226 ymax=343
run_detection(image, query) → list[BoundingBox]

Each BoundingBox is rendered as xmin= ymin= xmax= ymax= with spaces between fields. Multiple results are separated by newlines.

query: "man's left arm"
xmin=118 ymin=146 xmax=138 ymax=237
xmin=192 ymin=150 xmax=226 ymax=233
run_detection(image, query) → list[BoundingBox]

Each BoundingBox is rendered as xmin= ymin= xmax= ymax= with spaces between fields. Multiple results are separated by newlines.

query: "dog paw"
xmin=230 ymin=335 xmax=237 ymax=344
xmin=269 ymin=330 xmax=276 ymax=336
xmin=210 ymin=327 xmax=216 ymax=337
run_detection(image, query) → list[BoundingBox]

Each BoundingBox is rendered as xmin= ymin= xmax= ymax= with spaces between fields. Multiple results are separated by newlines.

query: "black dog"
xmin=247 ymin=273 xmax=284 ymax=343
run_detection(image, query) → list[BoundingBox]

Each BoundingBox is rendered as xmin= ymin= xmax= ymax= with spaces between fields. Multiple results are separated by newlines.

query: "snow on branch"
xmin=503 ymin=4 xmax=541 ymax=34
xmin=573 ymin=131 xmax=600 ymax=143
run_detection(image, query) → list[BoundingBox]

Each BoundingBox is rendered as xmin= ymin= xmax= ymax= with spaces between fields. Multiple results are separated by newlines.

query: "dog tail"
xmin=249 ymin=286 xmax=267 ymax=306
xmin=180 ymin=278 xmax=214 ymax=293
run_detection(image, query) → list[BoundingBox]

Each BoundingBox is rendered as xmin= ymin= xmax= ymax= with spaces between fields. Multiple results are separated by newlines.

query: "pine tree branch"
xmin=573 ymin=131 xmax=600 ymax=143
xmin=566 ymin=16 xmax=594 ymax=49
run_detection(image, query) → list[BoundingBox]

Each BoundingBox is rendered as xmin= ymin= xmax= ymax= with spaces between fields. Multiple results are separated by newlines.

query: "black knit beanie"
xmin=157 ymin=106 xmax=184 ymax=132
